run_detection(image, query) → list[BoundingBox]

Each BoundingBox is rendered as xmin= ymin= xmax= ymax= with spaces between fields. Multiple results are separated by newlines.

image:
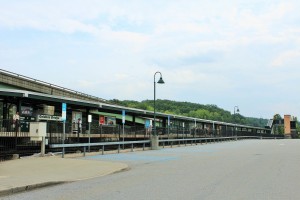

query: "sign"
xmin=88 ymin=115 xmax=92 ymax=123
xmin=107 ymin=117 xmax=116 ymax=125
xmin=43 ymin=105 xmax=55 ymax=115
xmin=62 ymin=103 xmax=67 ymax=121
xmin=38 ymin=114 xmax=62 ymax=121
xmin=21 ymin=106 xmax=33 ymax=116
xmin=145 ymin=119 xmax=150 ymax=128
xmin=72 ymin=111 xmax=82 ymax=122
xmin=99 ymin=116 xmax=105 ymax=125
xmin=122 ymin=110 xmax=125 ymax=124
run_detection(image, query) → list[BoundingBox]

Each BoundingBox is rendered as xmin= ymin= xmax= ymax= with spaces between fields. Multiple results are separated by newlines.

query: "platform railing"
xmin=0 ymin=118 xmax=284 ymax=160
xmin=49 ymin=135 xmax=283 ymax=158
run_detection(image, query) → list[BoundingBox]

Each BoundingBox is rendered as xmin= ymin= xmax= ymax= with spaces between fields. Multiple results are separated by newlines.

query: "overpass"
xmin=0 ymin=69 xmax=107 ymax=103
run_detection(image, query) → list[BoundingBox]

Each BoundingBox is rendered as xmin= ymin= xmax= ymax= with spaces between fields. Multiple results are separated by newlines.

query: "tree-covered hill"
xmin=109 ymin=99 xmax=268 ymax=127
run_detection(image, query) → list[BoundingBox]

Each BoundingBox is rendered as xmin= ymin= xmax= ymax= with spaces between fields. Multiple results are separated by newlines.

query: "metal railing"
xmin=0 ymin=118 xmax=284 ymax=161
xmin=49 ymin=135 xmax=283 ymax=158
xmin=50 ymin=140 xmax=151 ymax=158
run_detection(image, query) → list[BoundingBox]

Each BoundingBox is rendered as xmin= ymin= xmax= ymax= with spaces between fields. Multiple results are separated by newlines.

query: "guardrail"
xmin=0 ymin=69 xmax=107 ymax=103
xmin=159 ymin=136 xmax=282 ymax=144
xmin=50 ymin=135 xmax=283 ymax=158
xmin=50 ymin=140 xmax=151 ymax=158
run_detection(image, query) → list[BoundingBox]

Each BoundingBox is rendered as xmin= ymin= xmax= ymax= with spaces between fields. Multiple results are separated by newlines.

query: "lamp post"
xmin=234 ymin=106 xmax=239 ymax=138
xmin=153 ymin=71 xmax=165 ymax=136
xmin=234 ymin=106 xmax=239 ymax=118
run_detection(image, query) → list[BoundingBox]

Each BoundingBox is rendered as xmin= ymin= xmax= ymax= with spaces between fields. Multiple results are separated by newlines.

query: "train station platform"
xmin=0 ymin=155 xmax=128 ymax=197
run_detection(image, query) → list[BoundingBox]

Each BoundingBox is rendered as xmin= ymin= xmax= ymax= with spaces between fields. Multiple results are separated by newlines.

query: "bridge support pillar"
xmin=150 ymin=135 xmax=160 ymax=150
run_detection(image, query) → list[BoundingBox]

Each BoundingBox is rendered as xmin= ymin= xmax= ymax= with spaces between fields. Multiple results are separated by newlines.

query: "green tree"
xmin=108 ymin=99 xmax=273 ymax=127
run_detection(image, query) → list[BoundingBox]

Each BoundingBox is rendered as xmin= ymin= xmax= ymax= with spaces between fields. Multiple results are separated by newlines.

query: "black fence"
xmin=0 ymin=119 xmax=281 ymax=161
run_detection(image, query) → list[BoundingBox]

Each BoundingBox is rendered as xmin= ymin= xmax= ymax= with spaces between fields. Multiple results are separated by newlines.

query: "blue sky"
xmin=1 ymin=0 xmax=300 ymax=119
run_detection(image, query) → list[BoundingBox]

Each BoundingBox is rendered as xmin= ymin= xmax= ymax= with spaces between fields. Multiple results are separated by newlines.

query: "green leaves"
xmin=109 ymin=99 xmax=268 ymax=127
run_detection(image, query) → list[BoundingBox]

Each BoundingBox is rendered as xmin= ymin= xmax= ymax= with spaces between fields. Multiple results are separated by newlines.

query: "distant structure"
xmin=283 ymin=115 xmax=297 ymax=138
xmin=267 ymin=114 xmax=297 ymax=138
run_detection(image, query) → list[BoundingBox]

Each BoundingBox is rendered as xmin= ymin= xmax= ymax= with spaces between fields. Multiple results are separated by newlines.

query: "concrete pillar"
xmin=41 ymin=136 xmax=45 ymax=156
xmin=12 ymin=154 xmax=19 ymax=160
xmin=150 ymin=135 xmax=160 ymax=150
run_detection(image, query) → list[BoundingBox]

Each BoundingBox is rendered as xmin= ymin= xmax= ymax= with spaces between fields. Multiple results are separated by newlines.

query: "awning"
xmin=90 ymin=111 xmax=145 ymax=124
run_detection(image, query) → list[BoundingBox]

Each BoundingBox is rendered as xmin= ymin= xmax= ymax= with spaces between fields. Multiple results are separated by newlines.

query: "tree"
xmin=273 ymin=114 xmax=282 ymax=120
xmin=108 ymin=99 xmax=273 ymax=127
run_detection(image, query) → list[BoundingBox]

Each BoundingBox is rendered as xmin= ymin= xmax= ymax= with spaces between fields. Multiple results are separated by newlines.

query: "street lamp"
xmin=234 ymin=106 xmax=239 ymax=117
xmin=153 ymin=71 xmax=165 ymax=136
xmin=234 ymin=106 xmax=239 ymax=137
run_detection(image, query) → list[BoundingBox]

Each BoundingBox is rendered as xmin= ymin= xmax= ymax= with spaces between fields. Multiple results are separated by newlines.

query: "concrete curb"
xmin=0 ymin=181 xmax=68 ymax=197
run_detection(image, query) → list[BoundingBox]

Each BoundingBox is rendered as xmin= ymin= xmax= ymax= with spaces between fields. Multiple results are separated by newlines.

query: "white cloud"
xmin=1 ymin=0 xmax=300 ymax=118
xmin=271 ymin=50 xmax=300 ymax=67
xmin=77 ymin=80 xmax=97 ymax=88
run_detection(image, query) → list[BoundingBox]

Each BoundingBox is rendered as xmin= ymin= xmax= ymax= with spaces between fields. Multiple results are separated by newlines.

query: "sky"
xmin=0 ymin=0 xmax=300 ymax=119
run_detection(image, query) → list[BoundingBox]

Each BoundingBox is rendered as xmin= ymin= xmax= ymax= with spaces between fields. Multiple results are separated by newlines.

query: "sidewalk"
xmin=0 ymin=155 xmax=128 ymax=197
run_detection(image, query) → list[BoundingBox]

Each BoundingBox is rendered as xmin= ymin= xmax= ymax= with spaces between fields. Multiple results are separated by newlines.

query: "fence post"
xmin=122 ymin=125 xmax=125 ymax=149
xmin=62 ymin=121 xmax=65 ymax=158
xmin=100 ymin=124 xmax=102 ymax=141
xmin=14 ymin=120 xmax=18 ymax=150
xmin=118 ymin=125 xmax=121 ymax=143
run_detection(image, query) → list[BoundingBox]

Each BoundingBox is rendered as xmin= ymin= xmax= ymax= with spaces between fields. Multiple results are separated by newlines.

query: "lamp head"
xmin=157 ymin=77 xmax=165 ymax=84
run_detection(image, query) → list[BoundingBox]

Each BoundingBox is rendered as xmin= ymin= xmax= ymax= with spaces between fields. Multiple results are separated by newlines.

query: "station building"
xmin=0 ymin=69 xmax=272 ymax=157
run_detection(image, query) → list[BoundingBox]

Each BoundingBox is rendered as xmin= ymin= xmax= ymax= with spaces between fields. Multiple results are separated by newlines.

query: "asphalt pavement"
xmin=0 ymin=154 xmax=128 ymax=197
xmin=2 ymin=139 xmax=300 ymax=200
